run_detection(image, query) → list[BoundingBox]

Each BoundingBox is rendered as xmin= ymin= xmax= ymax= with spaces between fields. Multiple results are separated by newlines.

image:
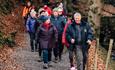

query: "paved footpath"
xmin=10 ymin=33 xmax=70 ymax=70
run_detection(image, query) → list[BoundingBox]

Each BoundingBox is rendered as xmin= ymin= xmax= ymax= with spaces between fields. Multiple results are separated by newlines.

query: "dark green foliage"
xmin=0 ymin=31 xmax=5 ymax=45
xmin=66 ymin=0 xmax=74 ymax=13
xmin=0 ymin=0 xmax=14 ymax=14
xmin=102 ymin=0 xmax=115 ymax=6
xmin=4 ymin=36 xmax=15 ymax=47
xmin=0 ymin=31 xmax=17 ymax=48
xmin=0 ymin=0 xmax=16 ymax=48
xmin=100 ymin=16 xmax=115 ymax=50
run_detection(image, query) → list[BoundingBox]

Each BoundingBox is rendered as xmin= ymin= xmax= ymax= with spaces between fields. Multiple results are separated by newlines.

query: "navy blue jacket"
xmin=50 ymin=15 xmax=66 ymax=35
xmin=66 ymin=21 xmax=93 ymax=45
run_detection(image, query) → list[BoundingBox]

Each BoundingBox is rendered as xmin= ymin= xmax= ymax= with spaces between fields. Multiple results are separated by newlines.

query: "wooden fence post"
xmin=94 ymin=38 xmax=99 ymax=70
xmin=105 ymin=39 xmax=114 ymax=70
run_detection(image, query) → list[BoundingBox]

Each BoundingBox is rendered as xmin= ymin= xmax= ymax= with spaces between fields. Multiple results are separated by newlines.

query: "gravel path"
xmin=10 ymin=33 xmax=70 ymax=70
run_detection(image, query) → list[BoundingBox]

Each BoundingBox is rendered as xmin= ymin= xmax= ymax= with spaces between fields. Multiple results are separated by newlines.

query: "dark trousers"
xmin=53 ymin=35 xmax=64 ymax=60
xmin=82 ymin=45 xmax=88 ymax=70
xmin=36 ymin=43 xmax=42 ymax=57
xmin=24 ymin=17 xmax=28 ymax=26
xmin=68 ymin=45 xmax=88 ymax=70
xmin=28 ymin=32 xmax=37 ymax=51
xmin=43 ymin=48 xmax=52 ymax=63
xmin=53 ymin=46 xmax=58 ymax=58
xmin=58 ymin=37 xmax=64 ymax=60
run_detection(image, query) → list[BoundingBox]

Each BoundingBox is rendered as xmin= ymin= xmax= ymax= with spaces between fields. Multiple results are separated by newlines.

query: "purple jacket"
xmin=36 ymin=23 xmax=58 ymax=49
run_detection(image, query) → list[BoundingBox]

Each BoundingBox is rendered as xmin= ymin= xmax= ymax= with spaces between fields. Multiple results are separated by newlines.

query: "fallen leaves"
xmin=0 ymin=2 xmax=25 ymax=70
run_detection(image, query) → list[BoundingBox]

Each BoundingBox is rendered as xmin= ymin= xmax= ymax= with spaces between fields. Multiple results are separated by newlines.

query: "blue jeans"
xmin=43 ymin=48 xmax=52 ymax=63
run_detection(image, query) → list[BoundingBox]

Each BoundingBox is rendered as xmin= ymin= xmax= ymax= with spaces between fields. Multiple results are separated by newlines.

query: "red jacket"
xmin=62 ymin=18 xmax=72 ymax=48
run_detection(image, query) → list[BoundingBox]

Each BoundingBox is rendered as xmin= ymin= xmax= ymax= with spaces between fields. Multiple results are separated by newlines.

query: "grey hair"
xmin=74 ymin=12 xmax=81 ymax=17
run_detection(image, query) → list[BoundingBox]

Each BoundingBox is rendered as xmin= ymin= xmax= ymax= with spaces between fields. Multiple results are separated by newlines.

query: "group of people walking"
xmin=22 ymin=1 xmax=94 ymax=70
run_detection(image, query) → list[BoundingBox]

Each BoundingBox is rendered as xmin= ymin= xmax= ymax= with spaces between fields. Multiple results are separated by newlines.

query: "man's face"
xmin=74 ymin=15 xmax=81 ymax=24
xmin=27 ymin=2 xmax=31 ymax=7
xmin=53 ymin=11 xmax=58 ymax=17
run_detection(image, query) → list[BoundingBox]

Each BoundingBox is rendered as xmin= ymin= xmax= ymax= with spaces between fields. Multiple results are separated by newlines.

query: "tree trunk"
xmin=88 ymin=0 xmax=102 ymax=37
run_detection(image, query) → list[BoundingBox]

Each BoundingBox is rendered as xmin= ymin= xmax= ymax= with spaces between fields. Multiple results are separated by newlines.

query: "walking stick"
xmin=94 ymin=38 xmax=99 ymax=70
xmin=105 ymin=39 xmax=114 ymax=70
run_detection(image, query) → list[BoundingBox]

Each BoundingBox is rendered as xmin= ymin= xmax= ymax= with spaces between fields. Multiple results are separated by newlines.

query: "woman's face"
xmin=53 ymin=11 xmax=58 ymax=17
xmin=45 ymin=18 xmax=50 ymax=24
xmin=40 ymin=11 xmax=48 ymax=16
xmin=40 ymin=12 xmax=45 ymax=16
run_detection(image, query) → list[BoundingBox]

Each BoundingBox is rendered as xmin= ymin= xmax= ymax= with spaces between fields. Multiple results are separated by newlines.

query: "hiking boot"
xmin=48 ymin=61 xmax=53 ymax=67
xmin=53 ymin=57 xmax=58 ymax=63
xmin=38 ymin=56 xmax=43 ymax=62
xmin=35 ymin=49 xmax=38 ymax=52
xmin=31 ymin=50 xmax=34 ymax=52
xmin=59 ymin=57 xmax=62 ymax=62
xmin=53 ymin=59 xmax=58 ymax=63
xmin=43 ymin=63 xmax=48 ymax=69
xmin=59 ymin=56 xmax=62 ymax=60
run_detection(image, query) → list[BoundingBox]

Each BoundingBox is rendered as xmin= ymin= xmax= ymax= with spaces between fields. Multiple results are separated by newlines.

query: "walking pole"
xmin=105 ymin=39 xmax=114 ymax=70
xmin=94 ymin=38 xmax=99 ymax=70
